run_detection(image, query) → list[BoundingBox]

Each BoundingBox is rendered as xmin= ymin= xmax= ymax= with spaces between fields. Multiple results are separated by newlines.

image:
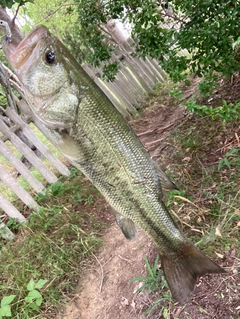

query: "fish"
xmin=1 ymin=25 xmax=225 ymax=304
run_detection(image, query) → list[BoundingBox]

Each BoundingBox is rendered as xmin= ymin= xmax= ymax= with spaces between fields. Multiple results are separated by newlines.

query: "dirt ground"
xmin=56 ymin=78 xmax=240 ymax=319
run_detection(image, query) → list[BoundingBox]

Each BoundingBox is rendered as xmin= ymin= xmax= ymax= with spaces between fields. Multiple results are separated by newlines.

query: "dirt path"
xmin=57 ymin=225 xmax=157 ymax=319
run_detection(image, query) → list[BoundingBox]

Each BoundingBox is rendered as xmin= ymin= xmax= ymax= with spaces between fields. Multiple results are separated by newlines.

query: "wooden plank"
xmin=6 ymin=107 xmax=70 ymax=177
xmin=0 ymin=116 xmax=58 ymax=184
xmin=83 ymin=65 xmax=134 ymax=119
xmin=0 ymin=164 xmax=39 ymax=211
xmin=0 ymin=222 xmax=15 ymax=240
xmin=0 ymin=139 xmax=45 ymax=193
xmin=0 ymin=193 xmax=27 ymax=223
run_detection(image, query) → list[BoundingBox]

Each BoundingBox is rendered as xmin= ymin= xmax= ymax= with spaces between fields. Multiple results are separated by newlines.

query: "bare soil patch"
xmin=56 ymin=79 xmax=240 ymax=319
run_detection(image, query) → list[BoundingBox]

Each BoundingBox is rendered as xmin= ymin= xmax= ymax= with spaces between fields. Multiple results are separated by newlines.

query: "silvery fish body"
xmin=2 ymin=26 xmax=224 ymax=304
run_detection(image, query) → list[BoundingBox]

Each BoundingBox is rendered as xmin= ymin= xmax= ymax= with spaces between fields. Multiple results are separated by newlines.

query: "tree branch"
xmin=35 ymin=3 xmax=78 ymax=25
xmin=0 ymin=7 xmax=23 ymax=45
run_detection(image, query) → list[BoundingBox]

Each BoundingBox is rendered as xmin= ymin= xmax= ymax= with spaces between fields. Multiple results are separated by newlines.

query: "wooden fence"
xmin=0 ymin=106 xmax=70 ymax=240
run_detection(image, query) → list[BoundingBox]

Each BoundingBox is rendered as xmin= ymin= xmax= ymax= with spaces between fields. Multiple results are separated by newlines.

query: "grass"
xmin=131 ymin=256 xmax=174 ymax=318
xmin=164 ymin=115 xmax=240 ymax=254
xmin=0 ymin=168 xmax=107 ymax=318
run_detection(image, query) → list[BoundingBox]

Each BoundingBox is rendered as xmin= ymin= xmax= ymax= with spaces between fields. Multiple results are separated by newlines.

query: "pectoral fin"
xmin=111 ymin=207 xmax=137 ymax=240
xmin=57 ymin=130 xmax=81 ymax=161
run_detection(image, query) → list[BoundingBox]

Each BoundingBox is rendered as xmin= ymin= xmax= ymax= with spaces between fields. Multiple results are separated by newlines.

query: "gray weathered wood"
xmin=0 ymin=193 xmax=27 ymax=223
xmin=0 ymin=221 xmax=15 ymax=240
xmin=0 ymin=117 xmax=58 ymax=184
xmin=0 ymin=164 xmax=39 ymax=211
xmin=5 ymin=107 xmax=70 ymax=177
xmin=0 ymin=139 xmax=45 ymax=193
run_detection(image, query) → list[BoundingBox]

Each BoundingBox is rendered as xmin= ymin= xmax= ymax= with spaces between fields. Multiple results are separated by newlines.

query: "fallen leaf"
xmin=215 ymin=252 xmax=224 ymax=259
xmin=121 ymin=297 xmax=129 ymax=306
xmin=234 ymin=208 xmax=240 ymax=216
xmin=215 ymin=226 xmax=222 ymax=238
xmin=131 ymin=300 xmax=136 ymax=309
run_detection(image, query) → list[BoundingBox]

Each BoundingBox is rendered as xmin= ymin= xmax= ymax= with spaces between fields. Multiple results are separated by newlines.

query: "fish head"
xmin=2 ymin=25 xmax=80 ymax=128
xmin=2 ymin=25 xmax=67 ymax=97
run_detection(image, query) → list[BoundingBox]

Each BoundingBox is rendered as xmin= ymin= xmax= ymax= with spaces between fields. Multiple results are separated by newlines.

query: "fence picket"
xmin=0 ymin=193 xmax=27 ymax=223
xmin=0 ymin=222 xmax=15 ymax=240
xmin=0 ymin=117 xmax=58 ymax=184
xmin=0 ymin=164 xmax=39 ymax=211
xmin=5 ymin=107 xmax=70 ymax=177
xmin=0 ymin=139 xmax=45 ymax=193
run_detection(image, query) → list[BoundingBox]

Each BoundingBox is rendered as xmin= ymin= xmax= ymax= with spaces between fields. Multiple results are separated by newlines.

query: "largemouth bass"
xmin=2 ymin=25 xmax=225 ymax=304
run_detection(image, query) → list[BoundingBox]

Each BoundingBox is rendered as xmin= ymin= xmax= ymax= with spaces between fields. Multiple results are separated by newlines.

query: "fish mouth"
xmin=2 ymin=25 xmax=50 ymax=74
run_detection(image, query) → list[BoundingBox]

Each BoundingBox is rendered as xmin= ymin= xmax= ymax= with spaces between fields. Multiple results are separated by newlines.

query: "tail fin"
xmin=160 ymin=242 xmax=225 ymax=305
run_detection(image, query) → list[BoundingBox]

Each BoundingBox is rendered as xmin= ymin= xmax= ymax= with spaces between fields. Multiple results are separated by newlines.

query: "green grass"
xmin=0 ymin=168 xmax=107 ymax=318
xmin=163 ymin=114 xmax=240 ymax=257
xmin=131 ymin=256 xmax=173 ymax=318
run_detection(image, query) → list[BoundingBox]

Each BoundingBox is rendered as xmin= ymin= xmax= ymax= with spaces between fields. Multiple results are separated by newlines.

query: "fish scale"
xmin=2 ymin=25 xmax=225 ymax=305
xmin=73 ymin=102 xmax=164 ymax=224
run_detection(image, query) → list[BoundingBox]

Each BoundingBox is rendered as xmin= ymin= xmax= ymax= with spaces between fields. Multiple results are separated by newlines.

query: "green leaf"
xmin=28 ymin=290 xmax=42 ymax=299
xmin=163 ymin=308 xmax=168 ymax=318
xmin=0 ymin=305 xmax=11 ymax=317
xmin=29 ymin=302 xmax=39 ymax=310
xmin=24 ymin=296 xmax=33 ymax=303
xmin=144 ymin=256 xmax=153 ymax=277
xmin=130 ymin=276 xmax=151 ymax=282
xmin=35 ymin=279 xmax=48 ymax=289
xmin=35 ymin=296 xmax=43 ymax=306
xmin=27 ymin=279 xmax=35 ymax=291
xmin=1 ymin=295 xmax=16 ymax=307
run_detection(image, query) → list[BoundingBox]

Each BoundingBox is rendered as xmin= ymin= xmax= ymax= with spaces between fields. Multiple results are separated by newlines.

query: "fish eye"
xmin=45 ymin=49 xmax=55 ymax=64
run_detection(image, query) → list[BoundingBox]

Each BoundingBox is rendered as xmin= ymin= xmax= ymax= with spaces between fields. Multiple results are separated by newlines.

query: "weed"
xmin=131 ymin=256 xmax=172 ymax=316
xmin=0 ymin=279 xmax=48 ymax=318
xmin=69 ymin=167 xmax=81 ymax=178
xmin=181 ymin=98 xmax=240 ymax=121
xmin=131 ymin=256 xmax=165 ymax=294
xmin=164 ymin=189 xmax=187 ymax=208
xmin=24 ymin=279 xmax=48 ymax=311
xmin=218 ymin=148 xmax=240 ymax=171
xmin=5 ymin=218 xmax=22 ymax=231
xmin=198 ymin=74 xmax=220 ymax=96
xmin=0 ymin=295 xmax=16 ymax=319
xmin=169 ymin=89 xmax=184 ymax=104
